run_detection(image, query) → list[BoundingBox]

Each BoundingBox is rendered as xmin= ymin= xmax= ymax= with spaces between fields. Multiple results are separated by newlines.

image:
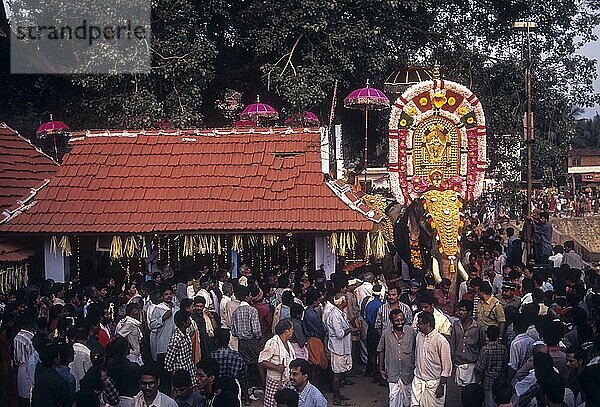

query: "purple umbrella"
xmin=36 ymin=120 xmax=69 ymax=135
xmin=344 ymin=80 xmax=390 ymax=190
xmin=284 ymin=111 xmax=320 ymax=127
xmin=240 ymin=95 xmax=279 ymax=126
xmin=36 ymin=115 xmax=70 ymax=161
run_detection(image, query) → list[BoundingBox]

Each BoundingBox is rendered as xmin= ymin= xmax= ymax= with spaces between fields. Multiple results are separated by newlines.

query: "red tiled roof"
xmin=0 ymin=239 xmax=35 ymax=262
xmin=1 ymin=128 xmax=373 ymax=233
xmin=0 ymin=123 xmax=59 ymax=217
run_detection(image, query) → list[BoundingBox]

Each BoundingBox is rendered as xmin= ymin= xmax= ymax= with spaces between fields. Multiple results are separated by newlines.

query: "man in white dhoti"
xmin=411 ymin=311 xmax=452 ymax=407
xmin=450 ymin=300 xmax=486 ymax=400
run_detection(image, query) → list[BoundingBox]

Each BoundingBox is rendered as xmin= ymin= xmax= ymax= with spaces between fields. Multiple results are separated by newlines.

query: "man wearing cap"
xmin=496 ymin=281 xmax=521 ymax=310
xmin=476 ymin=281 xmax=506 ymax=340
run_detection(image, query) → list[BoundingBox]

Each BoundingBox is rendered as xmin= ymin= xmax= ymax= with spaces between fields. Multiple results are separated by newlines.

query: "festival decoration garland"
xmin=388 ymin=79 xmax=487 ymax=205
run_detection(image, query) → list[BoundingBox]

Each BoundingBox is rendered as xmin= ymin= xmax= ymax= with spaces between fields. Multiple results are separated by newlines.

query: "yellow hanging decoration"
xmin=262 ymin=234 xmax=278 ymax=246
xmin=232 ymin=235 xmax=243 ymax=253
xmin=247 ymin=235 xmax=258 ymax=248
xmin=110 ymin=236 xmax=123 ymax=259
xmin=183 ymin=235 xmax=194 ymax=257
xmin=373 ymin=230 xmax=388 ymax=261
xmin=140 ymin=236 xmax=148 ymax=258
xmin=339 ymin=232 xmax=347 ymax=257
xmin=330 ymin=232 xmax=338 ymax=254
xmin=364 ymin=232 xmax=373 ymax=258
xmin=124 ymin=236 xmax=137 ymax=257
xmin=449 ymin=255 xmax=456 ymax=274
xmin=50 ymin=235 xmax=58 ymax=256
xmin=216 ymin=235 xmax=222 ymax=254
xmin=209 ymin=236 xmax=216 ymax=253
xmin=199 ymin=235 xmax=208 ymax=254
xmin=59 ymin=236 xmax=72 ymax=257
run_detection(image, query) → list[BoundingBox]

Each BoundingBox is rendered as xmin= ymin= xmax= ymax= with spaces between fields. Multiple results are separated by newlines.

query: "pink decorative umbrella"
xmin=36 ymin=115 xmax=70 ymax=161
xmin=240 ymin=95 xmax=279 ymax=126
xmin=284 ymin=111 xmax=320 ymax=127
xmin=344 ymin=80 xmax=390 ymax=190
xmin=36 ymin=120 xmax=69 ymax=135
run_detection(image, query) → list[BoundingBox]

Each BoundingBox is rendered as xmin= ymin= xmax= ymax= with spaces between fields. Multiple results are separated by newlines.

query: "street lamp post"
xmin=513 ymin=20 xmax=537 ymax=259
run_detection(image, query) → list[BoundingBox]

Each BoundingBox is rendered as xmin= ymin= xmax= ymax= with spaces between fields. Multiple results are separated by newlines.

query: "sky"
xmin=580 ymin=25 xmax=600 ymax=118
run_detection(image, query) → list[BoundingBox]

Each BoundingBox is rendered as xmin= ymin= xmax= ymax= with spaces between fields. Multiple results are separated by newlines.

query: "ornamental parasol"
xmin=344 ymin=80 xmax=390 ymax=191
xmin=284 ymin=111 xmax=320 ymax=127
xmin=384 ymin=64 xmax=433 ymax=94
xmin=240 ymin=95 xmax=279 ymax=126
xmin=36 ymin=115 xmax=70 ymax=161
xmin=36 ymin=120 xmax=69 ymax=135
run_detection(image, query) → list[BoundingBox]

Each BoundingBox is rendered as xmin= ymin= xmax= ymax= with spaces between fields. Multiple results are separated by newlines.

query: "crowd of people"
xmin=1 ymin=221 xmax=600 ymax=407
xmin=471 ymin=188 xmax=600 ymax=226
xmin=532 ymin=189 xmax=600 ymax=218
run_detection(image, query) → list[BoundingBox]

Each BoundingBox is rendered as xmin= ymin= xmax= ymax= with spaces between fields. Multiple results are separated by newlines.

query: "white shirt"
xmin=133 ymin=391 xmax=178 ymax=407
xmin=69 ymin=342 xmax=92 ymax=391
xmin=220 ymin=295 xmax=231 ymax=328
xmin=458 ymin=280 xmax=469 ymax=300
xmin=13 ymin=329 xmax=34 ymax=398
xmin=355 ymin=282 xmax=373 ymax=306
xmin=325 ymin=306 xmax=351 ymax=355
xmin=509 ymin=332 xmax=535 ymax=371
xmin=412 ymin=308 xmax=452 ymax=336
xmin=322 ymin=301 xmax=335 ymax=335
xmin=494 ymin=254 xmax=506 ymax=274
xmin=548 ymin=252 xmax=563 ymax=268
xmin=149 ymin=302 xmax=179 ymax=360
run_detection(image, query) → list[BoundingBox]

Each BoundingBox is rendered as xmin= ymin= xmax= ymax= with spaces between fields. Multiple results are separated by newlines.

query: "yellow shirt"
xmin=477 ymin=295 xmax=505 ymax=330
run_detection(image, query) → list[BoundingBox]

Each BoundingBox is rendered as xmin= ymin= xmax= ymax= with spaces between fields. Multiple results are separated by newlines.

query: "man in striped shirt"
xmin=376 ymin=286 xmax=413 ymax=335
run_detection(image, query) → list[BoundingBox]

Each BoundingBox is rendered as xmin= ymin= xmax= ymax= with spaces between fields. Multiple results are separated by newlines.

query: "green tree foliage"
xmin=0 ymin=0 xmax=598 ymax=183
xmin=572 ymin=114 xmax=600 ymax=148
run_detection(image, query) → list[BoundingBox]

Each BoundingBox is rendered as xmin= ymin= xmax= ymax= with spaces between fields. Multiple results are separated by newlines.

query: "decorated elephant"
xmin=389 ymin=196 xmax=468 ymax=292
xmin=385 ymin=70 xmax=487 ymax=291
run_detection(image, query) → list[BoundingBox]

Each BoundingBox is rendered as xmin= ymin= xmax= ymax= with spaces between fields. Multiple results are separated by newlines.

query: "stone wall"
xmin=552 ymin=217 xmax=600 ymax=263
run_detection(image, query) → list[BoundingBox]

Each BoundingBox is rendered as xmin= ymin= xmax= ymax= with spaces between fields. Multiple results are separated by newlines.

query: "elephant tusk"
xmin=432 ymin=257 xmax=442 ymax=284
xmin=457 ymin=260 xmax=468 ymax=281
